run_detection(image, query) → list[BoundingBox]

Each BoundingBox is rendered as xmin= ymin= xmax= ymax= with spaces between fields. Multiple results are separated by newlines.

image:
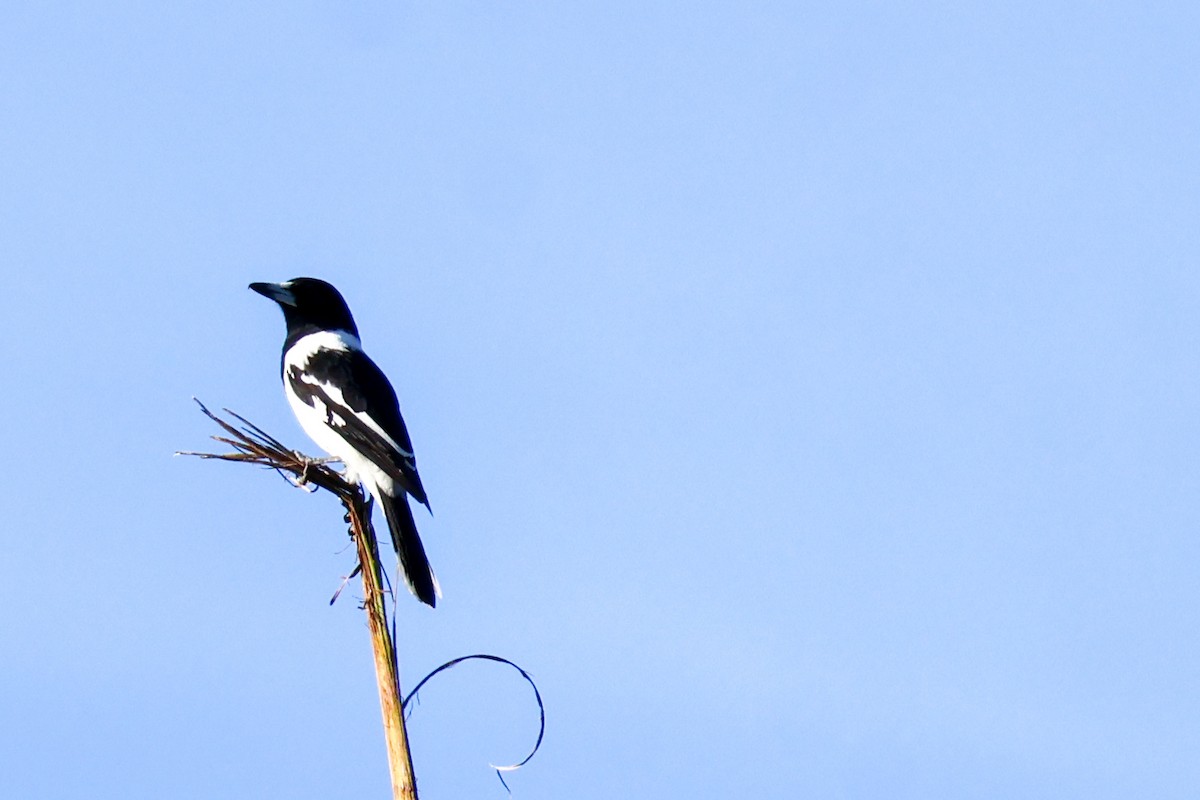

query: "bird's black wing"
xmin=288 ymin=348 xmax=430 ymax=507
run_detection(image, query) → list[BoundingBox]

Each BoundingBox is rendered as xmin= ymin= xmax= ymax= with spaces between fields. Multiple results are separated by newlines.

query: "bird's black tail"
xmin=378 ymin=489 xmax=439 ymax=608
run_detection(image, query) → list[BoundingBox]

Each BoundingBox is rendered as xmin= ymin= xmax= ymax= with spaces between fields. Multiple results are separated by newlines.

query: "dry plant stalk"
xmin=179 ymin=401 xmax=418 ymax=800
xmin=347 ymin=491 xmax=419 ymax=800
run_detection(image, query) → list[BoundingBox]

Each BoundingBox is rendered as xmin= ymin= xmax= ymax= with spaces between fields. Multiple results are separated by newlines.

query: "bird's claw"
xmin=290 ymin=454 xmax=342 ymax=492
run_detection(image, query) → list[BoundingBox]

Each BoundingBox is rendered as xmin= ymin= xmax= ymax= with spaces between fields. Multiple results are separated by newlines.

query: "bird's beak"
xmin=249 ymin=281 xmax=297 ymax=307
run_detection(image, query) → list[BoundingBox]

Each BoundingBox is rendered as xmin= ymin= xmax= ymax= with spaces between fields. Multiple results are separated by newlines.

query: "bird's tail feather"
xmin=379 ymin=489 xmax=439 ymax=608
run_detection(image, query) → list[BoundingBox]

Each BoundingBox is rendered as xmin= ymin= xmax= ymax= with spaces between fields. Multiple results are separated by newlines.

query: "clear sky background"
xmin=2 ymin=2 xmax=1198 ymax=798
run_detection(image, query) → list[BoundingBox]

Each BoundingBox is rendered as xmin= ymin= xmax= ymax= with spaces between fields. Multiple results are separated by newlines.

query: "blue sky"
xmin=2 ymin=2 xmax=1198 ymax=797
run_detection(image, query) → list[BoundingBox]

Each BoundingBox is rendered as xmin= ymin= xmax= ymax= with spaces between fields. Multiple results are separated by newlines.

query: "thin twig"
xmin=179 ymin=399 xmax=419 ymax=799
xmin=403 ymin=653 xmax=546 ymax=791
xmin=182 ymin=400 xmax=546 ymax=795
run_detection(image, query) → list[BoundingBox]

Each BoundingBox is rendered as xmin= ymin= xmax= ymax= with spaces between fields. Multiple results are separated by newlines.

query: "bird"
xmin=250 ymin=277 xmax=439 ymax=607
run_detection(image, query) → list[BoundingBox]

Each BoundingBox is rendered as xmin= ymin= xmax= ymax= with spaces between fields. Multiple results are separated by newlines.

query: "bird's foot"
xmin=290 ymin=455 xmax=342 ymax=492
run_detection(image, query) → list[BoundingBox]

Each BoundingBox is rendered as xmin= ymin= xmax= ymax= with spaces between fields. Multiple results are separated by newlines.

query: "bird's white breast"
xmin=282 ymin=330 xmax=399 ymax=498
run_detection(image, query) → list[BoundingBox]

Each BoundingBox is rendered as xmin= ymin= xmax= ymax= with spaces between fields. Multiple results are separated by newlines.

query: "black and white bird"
xmin=250 ymin=277 xmax=439 ymax=607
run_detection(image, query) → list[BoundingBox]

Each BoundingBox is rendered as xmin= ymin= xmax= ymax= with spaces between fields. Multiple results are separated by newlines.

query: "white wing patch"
xmin=285 ymin=329 xmax=359 ymax=360
xmin=301 ymin=375 xmax=413 ymax=460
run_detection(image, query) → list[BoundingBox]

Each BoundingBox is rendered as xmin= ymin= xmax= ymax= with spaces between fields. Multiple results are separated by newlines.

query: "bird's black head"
xmin=250 ymin=277 xmax=360 ymax=340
